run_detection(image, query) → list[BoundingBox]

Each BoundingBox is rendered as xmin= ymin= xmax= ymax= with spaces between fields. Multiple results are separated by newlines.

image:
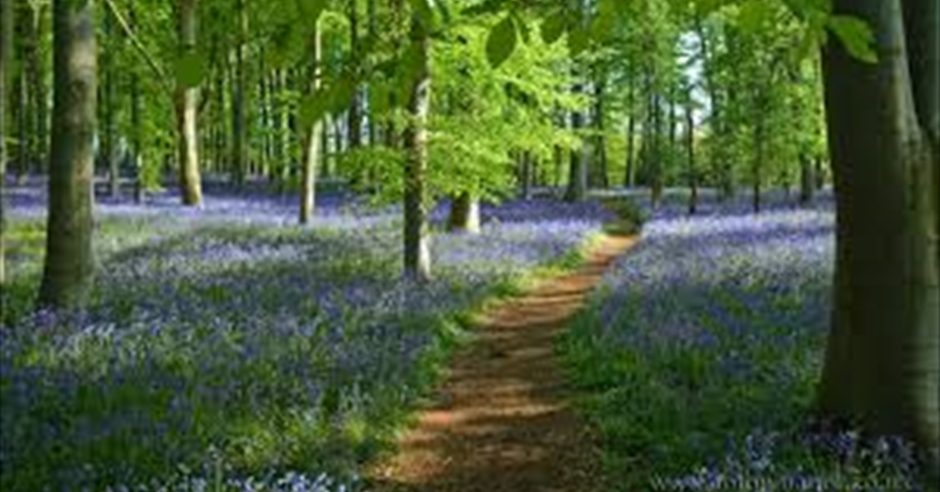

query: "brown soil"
xmin=369 ymin=234 xmax=637 ymax=492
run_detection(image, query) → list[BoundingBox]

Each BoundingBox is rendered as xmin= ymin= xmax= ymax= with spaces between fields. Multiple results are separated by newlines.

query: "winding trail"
xmin=370 ymin=234 xmax=637 ymax=492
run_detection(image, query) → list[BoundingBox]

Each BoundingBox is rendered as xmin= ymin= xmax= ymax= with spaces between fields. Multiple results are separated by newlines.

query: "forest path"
xmin=369 ymin=233 xmax=637 ymax=492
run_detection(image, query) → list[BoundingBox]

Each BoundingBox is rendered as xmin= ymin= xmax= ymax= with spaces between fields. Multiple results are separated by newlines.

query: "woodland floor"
xmin=369 ymin=233 xmax=637 ymax=492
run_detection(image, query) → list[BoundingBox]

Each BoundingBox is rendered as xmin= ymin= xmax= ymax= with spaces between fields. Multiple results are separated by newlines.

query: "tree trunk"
xmin=625 ymin=77 xmax=636 ymax=188
xmin=447 ymin=192 xmax=480 ymax=234
xmin=752 ymin=103 xmax=764 ymax=213
xmin=23 ymin=3 xmax=48 ymax=175
xmin=818 ymin=0 xmax=939 ymax=476
xmin=299 ymin=18 xmax=322 ymax=225
xmin=686 ymin=98 xmax=697 ymax=215
xmin=129 ymin=1 xmax=143 ymax=203
xmin=520 ymin=151 xmax=533 ymax=200
xmin=14 ymin=56 xmax=26 ymax=179
xmin=799 ymin=153 xmax=814 ymax=204
xmin=591 ymin=72 xmax=608 ymax=188
xmin=403 ymin=13 xmax=431 ymax=282
xmin=176 ymin=0 xmax=202 ymax=206
xmin=366 ymin=0 xmax=377 ymax=145
xmin=231 ymin=0 xmax=248 ymax=187
xmin=39 ymin=0 xmax=96 ymax=309
xmin=649 ymin=91 xmax=663 ymax=210
xmin=565 ymin=80 xmax=588 ymax=202
xmin=347 ymin=0 xmax=362 ymax=150
xmin=0 ymin=0 xmax=12 ymax=285
xmin=102 ymin=8 xmax=119 ymax=198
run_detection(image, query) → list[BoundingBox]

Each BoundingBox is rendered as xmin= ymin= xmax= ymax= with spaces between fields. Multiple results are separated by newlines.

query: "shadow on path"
xmin=369 ymin=234 xmax=638 ymax=492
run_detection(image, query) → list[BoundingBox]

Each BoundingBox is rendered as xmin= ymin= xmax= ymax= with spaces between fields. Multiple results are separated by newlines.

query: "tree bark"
xmin=299 ymin=18 xmax=322 ymax=225
xmin=175 ymin=0 xmax=202 ymax=206
xmin=102 ymin=8 xmax=119 ymax=198
xmin=799 ymin=153 xmax=814 ymax=204
xmin=624 ymin=76 xmax=636 ymax=188
xmin=591 ymin=70 xmax=608 ymax=189
xmin=39 ymin=0 xmax=97 ymax=309
xmin=403 ymin=13 xmax=431 ymax=282
xmin=347 ymin=0 xmax=363 ymax=150
xmin=22 ymin=3 xmax=48 ymax=175
xmin=447 ymin=192 xmax=480 ymax=234
xmin=685 ymin=97 xmax=697 ymax=215
xmin=0 ymin=0 xmax=12 ymax=285
xmin=129 ymin=0 xmax=143 ymax=203
xmin=231 ymin=0 xmax=248 ymax=187
xmin=565 ymin=79 xmax=588 ymax=202
xmin=818 ymin=0 xmax=939 ymax=475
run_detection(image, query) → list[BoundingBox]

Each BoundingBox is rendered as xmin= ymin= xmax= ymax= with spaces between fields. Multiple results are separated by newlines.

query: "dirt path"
xmin=370 ymin=234 xmax=637 ymax=492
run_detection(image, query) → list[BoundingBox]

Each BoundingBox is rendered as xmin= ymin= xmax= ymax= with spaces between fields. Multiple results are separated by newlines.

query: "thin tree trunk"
xmin=14 ymin=57 xmax=26 ymax=179
xmin=129 ymin=0 xmax=143 ymax=203
xmin=625 ymin=77 xmax=636 ymax=188
xmin=176 ymin=0 xmax=202 ymax=206
xmin=366 ymin=0 xmax=377 ymax=145
xmin=39 ymin=0 xmax=96 ymax=309
xmin=102 ymin=8 xmax=119 ymax=198
xmin=520 ymin=151 xmax=533 ymax=200
xmin=347 ymin=0 xmax=362 ymax=150
xmin=686 ymin=97 xmax=697 ymax=215
xmin=649 ymin=91 xmax=663 ymax=210
xmin=403 ymin=13 xmax=431 ymax=281
xmin=231 ymin=0 xmax=248 ymax=186
xmin=565 ymin=79 xmax=588 ymax=202
xmin=818 ymin=0 xmax=939 ymax=476
xmin=752 ymin=101 xmax=764 ymax=213
xmin=0 ymin=0 xmax=12 ymax=285
xmin=591 ymin=69 xmax=608 ymax=188
xmin=23 ymin=4 xmax=48 ymax=174
xmin=299 ymin=18 xmax=322 ymax=225
xmin=799 ymin=153 xmax=814 ymax=204
xmin=447 ymin=191 xmax=480 ymax=234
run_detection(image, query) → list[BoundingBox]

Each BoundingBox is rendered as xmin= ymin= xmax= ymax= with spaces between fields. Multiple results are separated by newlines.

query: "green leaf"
xmin=567 ymin=27 xmax=589 ymax=56
xmin=827 ymin=15 xmax=877 ymax=63
xmin=486 ymin=15 xmax=517 ymax=68
xmin=175 ymin=51 xmax=204 ymax=88
xmin=328 ymin=78 xmax=357 ymax=115
xmin=410 ymin=0 xmax=435 ymax=29
xmin=297 ymin=0 xmax=327 ymax=20
xmin=298 ymin=90 xmax=330 ymax=128
xmin=737 ymin=0 xmax=767 ymax=33
xmin=695 ymin=0 xmax=725 ymax=17
xmin=540 ymin=11 xmax=567 ymax=45
xmin=370 ymin=83 xmax=392 ymax=115
xmin=593 ymin=0 xmax=619 ymax=42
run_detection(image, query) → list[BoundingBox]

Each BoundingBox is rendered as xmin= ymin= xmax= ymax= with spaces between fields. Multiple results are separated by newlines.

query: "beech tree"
xmin=0 ymin=0 xmax=10 ymax=285
xmin=38 ymin=0 xmax=97 ymax=309
xmin=402 ymin=7 xmax=432 ymax=281
xmin=817 ymin=0 xmax=939 ymax=473
xmin=175 ymin=0 xmax=202 ymax=206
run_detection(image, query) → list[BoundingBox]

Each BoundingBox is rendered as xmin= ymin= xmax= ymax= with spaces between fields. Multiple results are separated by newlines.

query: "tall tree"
xmin=818 ymin=0 xmax=939 ymax=475
xmin=101 ymin=7 xmax=119 ymax=198
xmin=38 ymin=0 xmax=97 ymax=309
xmin=347 ymin=0 xmax=363 ymax=150
xmin=299 ymin=16 xmax=322 ymax=225
xmin=175 ymin=0 xmax=202 ymax=206
xmin=231 ymin=0 xmax=248 ymax=186
xmin=624 ymin=76 xmax=636 ymax=187
xmin=402 ymin=10 xmax=432 ymax=281
xmin=0 ymin=0 xmax=11 ymax=285
xmin=685 ymin=88 xmax=697 ymax=215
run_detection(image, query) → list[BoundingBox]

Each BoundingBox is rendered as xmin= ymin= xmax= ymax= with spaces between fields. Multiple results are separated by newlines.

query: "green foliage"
xmin=826 ymin=14 xmax=877 ymax=63
xmin=485 ymin=14 xmax=517 ymax=68
xmin=173 ymin=51 xmax=204 ymax=88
